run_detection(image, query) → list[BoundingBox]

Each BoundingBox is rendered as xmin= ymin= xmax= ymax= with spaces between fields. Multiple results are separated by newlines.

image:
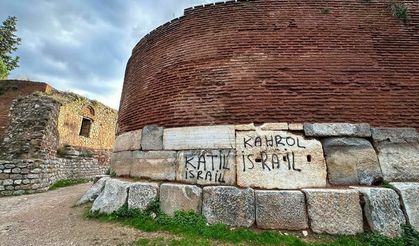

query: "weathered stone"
xmin=0 ymin=165 xmax=4 ymax=170
xmin=163 ymin=125 xmax=235 ymax=150
xmin=371 ymin=129 xmax=419 ymax=182
xmin=236 ymin=130 xmax=326 ymax=189
xmin=14 ymin=180 xmax=22 ymax=185
xmin=13 ymin=190 xmax=25 ymax=196
xmin=113 ymin=130 xmax=142 ymax=152
xmin=11 ymin=168 xmax=21 ymax=173
xmin=110 ymin=151 xmax=133 ymax=176
xmin=235 ymin=123 xmax=256 ymax=131
xmin=141 ymin=125 xmax=164 ymax=150
xmin=130 ymin=151 xmax=177 ymax=181
xmin=289 ymin=123 xmax=304 ymax=131
xmin=259 ymin=122 xmax=288 ymax=131
xmin=77 ymin=177 xmax=110 ymax=205
xmin=303 ymin=189 xmax=363 ymax=235
xmin=203 ymin=186 xmax=255 ymax=227
xmin=389 ymin=182 xmax=419 ymax=231
xmin=3 ymin=179 xmax=13 ymax=186
xmin=375 ymin=143 xmax=419 ymax=181
xmin=3 ymin=169 xmax=11 ymax=173
xmin=322 ymin=138 xmax=382 ymax=185
xmin=304 ymin=123 xmax=371 ymax=137
xmin=255 ymin=190 xmax=308 ymax=230
xmin=91 ymin=179 xmax=129 ymax=214
xmin=371 ymin=128 xmax=418 ymax=144
xmin=176 ymin=149 xmax=236 ymax=185
xmin=128 ymin=182 xmax=159 ymax=210
xmin=0 ymin=186 xmax=4 ymax=191
xmin=355 ymin=187 xmax=406 ymax=237
xmin=27 ymin=174 xmax=39 ymax=179
xmin=160 ymin=183 xmax=202 ymax=216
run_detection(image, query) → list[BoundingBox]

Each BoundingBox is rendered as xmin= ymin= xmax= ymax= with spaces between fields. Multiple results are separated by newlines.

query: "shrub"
xmin=390 ymin=1 xmax=410 ymax=23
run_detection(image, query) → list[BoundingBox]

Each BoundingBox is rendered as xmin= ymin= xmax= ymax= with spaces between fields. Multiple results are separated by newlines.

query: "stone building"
xmin=0 ymin=80 xmax=118 ymax=196
xmin=88 ymin=0 xmax=418 ymax=237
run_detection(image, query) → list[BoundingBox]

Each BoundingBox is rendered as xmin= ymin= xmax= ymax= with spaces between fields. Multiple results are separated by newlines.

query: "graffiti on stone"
xmin=236 ymin=130 xmax=327 ymax=189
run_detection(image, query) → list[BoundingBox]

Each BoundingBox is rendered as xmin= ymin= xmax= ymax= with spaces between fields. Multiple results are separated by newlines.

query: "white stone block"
xmin=163 ymin=125 xmax=235 ymax=150
xmin=236 ymin=130 xmax=327 ymax=189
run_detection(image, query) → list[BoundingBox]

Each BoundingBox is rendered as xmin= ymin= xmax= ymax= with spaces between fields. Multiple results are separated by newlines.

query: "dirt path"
xmin=0 ymin=183 xmax=166 ymax=246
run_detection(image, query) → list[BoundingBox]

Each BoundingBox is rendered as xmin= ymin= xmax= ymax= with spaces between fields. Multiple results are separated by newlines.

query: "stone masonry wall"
xmin=57 ymin=94 xmax=117 ymax=150
xmin=0 ymin=94 xmax=61 ymax=160
xmin=0 ymin=80 xmax=51 ymax=140
xmin=119 ymin=0 xmax=419 ymax=133
xmin=105 ymin=122 xmax=419 ymax=237
xmin=0 ymin=94 xmax=109 ymax=196
xmin=0 ymin=158 xmax=107 ymax=196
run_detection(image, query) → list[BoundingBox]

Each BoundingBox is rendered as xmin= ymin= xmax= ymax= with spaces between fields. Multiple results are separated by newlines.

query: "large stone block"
xmin=91 ymin=179 xmax=129 ymax=214
xmin=141 ymin=125 xmax=163 ymax=150
xmin=128 ymin=182 xmax=159 ymax=210
xmin=176 ymin=150 xmax=236 ymax=185
xmin=255 ymin=190 xmax=308 ymax=230
xmin=163 ymin=125 xmax=235 ymax=150
xmin=110 ymin=151 xmax=133 ymax=176
xmin=355 ymin=187 xmax=406 ymax=237
xmin=113 ymin=130 xmax=142 ymax=152
xmin=130 ymin=151 xmax=177 ymax=181
xmin=304 ymin=123 xmax=371 ymax=137
xmin=202 ymin=186 xmax=255 ymax=227
xmin=375 ymin=143 xmax=419 ymax=181
xmin=236 ymin=130 xmax=326 ymax=189
xmin=160 ymin=183 xmax=202 ymax=216
xmin=303 ymin=189 xmax=363 ymax=235
xmin=77 ymin=177 xmax=110 ymax=205
xmin=322 ymin=138 xmax=382 ymax=185
xmin=371 ymin=128 xmax=418 ymax=144
xmin=390 ymin=182 xmax=419 ymax=231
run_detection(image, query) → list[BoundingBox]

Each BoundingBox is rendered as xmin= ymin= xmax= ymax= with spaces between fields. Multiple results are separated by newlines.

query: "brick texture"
xmin=0 ymin=80 xmax=50 ymax=138
xmin=118 ymin=0 xmax=419 ymax=134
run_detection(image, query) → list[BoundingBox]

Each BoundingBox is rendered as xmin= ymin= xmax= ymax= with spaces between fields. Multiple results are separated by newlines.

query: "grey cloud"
xmin=0 ymin=0 xmax=213 ymax=109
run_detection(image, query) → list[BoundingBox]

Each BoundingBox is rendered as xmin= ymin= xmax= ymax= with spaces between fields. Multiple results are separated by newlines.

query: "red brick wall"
xmin=118 ymin=0 xmax=419 ymax=134
xmin=0 ymin=80 xmax=50 ymax=137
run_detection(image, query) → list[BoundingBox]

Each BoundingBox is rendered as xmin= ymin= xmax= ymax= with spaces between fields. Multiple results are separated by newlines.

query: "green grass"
xmin=49 ymin=178 xmax=89 ymax=190
xmin=87 ymin=201 xmax=419 ymax=246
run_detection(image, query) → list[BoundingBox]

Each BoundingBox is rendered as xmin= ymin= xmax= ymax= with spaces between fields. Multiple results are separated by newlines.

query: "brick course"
xmin=118 ymin=0 xmax=419 ymax=134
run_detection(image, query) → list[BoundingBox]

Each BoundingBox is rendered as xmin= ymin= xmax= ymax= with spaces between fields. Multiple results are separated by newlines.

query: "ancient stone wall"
xmin=57 ymin=95 xmax=117 ymax=150
xmin=0 ymin=94 xmax=60 ymax=160
xmin=0 ymin=80 xmax=51 ymax=139
xmin=118 ymin=0 xmax=419 ymax=133
xmin=0 ymin=94 xmax=110 ymax=196
xmin=0 ymin=158 xmax=107 ymax=196
xmin=106 ymin=122 xmax=419 ymax=236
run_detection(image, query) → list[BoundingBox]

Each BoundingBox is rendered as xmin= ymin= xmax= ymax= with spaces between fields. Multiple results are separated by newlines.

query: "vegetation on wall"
xmin=49 ymin=178 xmax=89 ymax=190
xmin=390 ymin=1 xmax=410 ymax=23
xmin=0 ymin=16 xmax=21 ymax=72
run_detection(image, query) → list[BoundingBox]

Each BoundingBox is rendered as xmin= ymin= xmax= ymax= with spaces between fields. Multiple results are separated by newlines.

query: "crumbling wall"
xmin=57 ymin=95 xmax=117 ymax=150
xmin=0 ymin=94 xmax=109 ymax=196
xmin=0 ymin=80 xmax=51 ymax=139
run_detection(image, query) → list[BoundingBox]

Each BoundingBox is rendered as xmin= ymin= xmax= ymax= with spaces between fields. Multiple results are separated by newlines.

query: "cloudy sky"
xmin=0 ymin=0 xmax=215 ymax=109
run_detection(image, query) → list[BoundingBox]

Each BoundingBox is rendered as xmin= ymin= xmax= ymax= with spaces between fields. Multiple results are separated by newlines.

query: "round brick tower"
xmin=118 ymin=0 xmax=419 ymax=134
xmin=103 ymin=0 xmax=419 ymax=235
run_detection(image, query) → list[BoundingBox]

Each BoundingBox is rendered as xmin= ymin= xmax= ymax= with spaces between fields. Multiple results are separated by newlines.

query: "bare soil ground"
xmin=0 ymin=183 xmax=167 ymax=246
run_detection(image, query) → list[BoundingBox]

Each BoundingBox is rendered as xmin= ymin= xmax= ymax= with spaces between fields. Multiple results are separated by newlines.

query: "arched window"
xmin=79 ymin=118 xmax=92 ymax=137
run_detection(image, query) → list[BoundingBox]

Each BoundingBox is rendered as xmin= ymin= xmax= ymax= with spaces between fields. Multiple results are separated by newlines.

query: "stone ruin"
xmin=82 ymin=0 xmax=418 ymax=237
xmin=83 ymin=123 xmax=419 ymax=237
xmin=0 ymin=80 xmax=118 ymax=195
